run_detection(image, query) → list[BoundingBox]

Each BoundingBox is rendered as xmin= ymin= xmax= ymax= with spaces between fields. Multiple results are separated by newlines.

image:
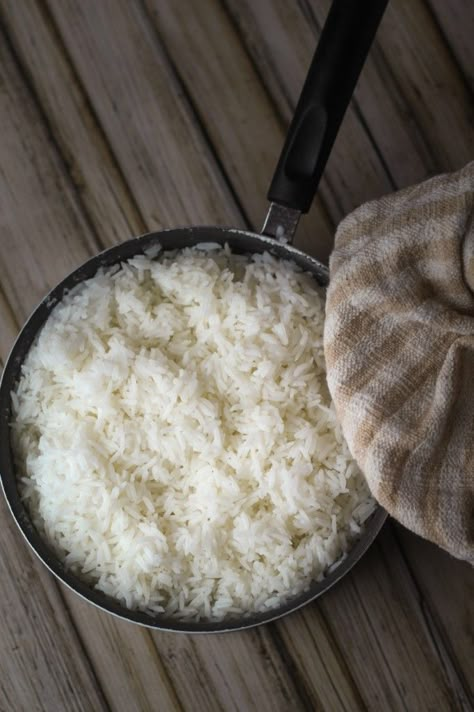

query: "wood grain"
xmin=223 ymin=0 xmax=395 ymax=223
xmin=0 ymin=0 xmax=144 ymax=249
xmin=301 ymin=0 xmax=440 ymax=185
xmin=143 ymin=0 xmax=334 ymax=261
xmin=44 ymin=3 xmax=469 ymax=708
xmin=0 ymin=2 xmax=343 ymax=709
xmin=217 ymin=3 xmax=474 ymax=707
xmin=426 ymin=0 xmax=474 ymax=90
xmin=152 ymin=629 xmax=310 ymax=712
xmin=45 ymin=0 xmax=243 ymax=232
xmin=225 ymin=0 xmax=474 ymax=213
xmin=0 ymin=496 xmax=108 ymax=712
xmin=0 ymin=288 xmax=18 ymax=362
xmin=61 ymin=592 xmax=181 ymax=712
xmin=369 ymin=0 xmax=473 ymax=172
xmin=396 ymin=525 xmax=474 ymax=703
xmin=0 ymin=28 xmax=98 ymax=318
xmin=270 ymin=606 xmax=365 ymax=710
xmin=0 ymin=29 xmax=109 ymax=712
xmin=0 ymin=1 xmax=472 ymax=710
xmin=0 ymin=8 xmax=184 ymax=711
xmin=317 ymin=527 xmax=463 ymax=711
xmin=303 ymin=0 xmax=474 ymax=177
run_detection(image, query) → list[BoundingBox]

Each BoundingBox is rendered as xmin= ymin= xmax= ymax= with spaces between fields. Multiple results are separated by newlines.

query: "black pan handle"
xmin=267 ymin=0 xmax=388 ymax=214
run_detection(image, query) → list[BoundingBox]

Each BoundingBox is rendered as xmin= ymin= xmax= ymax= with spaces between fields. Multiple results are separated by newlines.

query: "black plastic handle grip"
xmin=267 ymin=0 xmax=388 ymax=213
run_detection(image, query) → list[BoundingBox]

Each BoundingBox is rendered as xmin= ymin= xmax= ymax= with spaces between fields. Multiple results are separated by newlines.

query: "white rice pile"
xmin=11 ymin=246 xmax=374 ymax=620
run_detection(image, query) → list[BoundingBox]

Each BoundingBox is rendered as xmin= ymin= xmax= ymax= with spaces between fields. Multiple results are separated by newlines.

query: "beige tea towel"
xmin=324 ymin=161 xmax=474 ymax=563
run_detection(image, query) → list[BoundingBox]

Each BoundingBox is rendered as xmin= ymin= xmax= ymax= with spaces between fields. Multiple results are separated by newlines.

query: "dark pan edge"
xmin=0 ymin=226 xmax=385 ymax=633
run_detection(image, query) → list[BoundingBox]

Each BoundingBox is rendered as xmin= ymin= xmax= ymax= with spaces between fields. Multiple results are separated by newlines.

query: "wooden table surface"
xmin=0 ymin=1 xmax=473 ymax=710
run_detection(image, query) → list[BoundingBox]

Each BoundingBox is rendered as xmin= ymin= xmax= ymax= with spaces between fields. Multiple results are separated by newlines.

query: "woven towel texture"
xmin=324 ymin=162 xmax=474 ymax=562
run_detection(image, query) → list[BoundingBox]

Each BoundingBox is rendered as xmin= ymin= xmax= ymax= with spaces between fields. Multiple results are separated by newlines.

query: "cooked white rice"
xmin=11 ymin=245 xmax=374 ymax=620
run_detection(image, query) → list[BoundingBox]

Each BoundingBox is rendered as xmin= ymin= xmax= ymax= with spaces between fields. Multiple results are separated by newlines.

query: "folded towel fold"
xmin=324 ymin=162 xmax=474 ymax=562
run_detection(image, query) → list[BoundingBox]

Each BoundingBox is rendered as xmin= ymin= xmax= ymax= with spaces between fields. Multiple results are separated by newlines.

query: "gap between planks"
xmin=391 ymin=526 xmax=473 ymax=709
xmin=138 ymin=0 xmax=253 ymax=231
xmin=1 ymin=0 xmax=147 ymax=248
xmin=220 ymin=0 xmax=472 ymax=700
xmin=0 ymin=8 xmax=181 ymax=711
xmin=0 ymin=0 xmax=470 ymax=708
xmin=0 ymin=1 xmax=328 ymax=708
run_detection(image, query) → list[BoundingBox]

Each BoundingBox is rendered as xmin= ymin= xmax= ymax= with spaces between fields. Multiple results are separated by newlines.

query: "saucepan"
xmin=0 ymin=0 xmax=388 ymax=632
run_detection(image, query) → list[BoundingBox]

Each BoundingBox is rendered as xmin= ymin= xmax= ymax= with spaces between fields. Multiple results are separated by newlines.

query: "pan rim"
xmin=0 ymin=226 xmax=386 ymax=633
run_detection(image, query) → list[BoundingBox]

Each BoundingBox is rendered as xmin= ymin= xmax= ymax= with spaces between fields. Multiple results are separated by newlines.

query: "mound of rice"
xmin=11 ymin=246 xmax=374 ymax=620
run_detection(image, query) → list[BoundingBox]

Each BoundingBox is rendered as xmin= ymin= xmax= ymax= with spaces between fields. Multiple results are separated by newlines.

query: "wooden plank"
xmin=317 ymin=525 xmax=468 ymax=711
xmin=0 ymin=306 xmax=109 ymax=711
xmin=0 ymin=0 xmax=144 ymax=250
xmin=1 ymin=1 xmax=471 ymax=709
xmin=0 ymin=48 xmax=99 ymax=319
xmin=152 ymin=600 xmax=368 ymax=712
xmin=299 ymin=0 xmax=440 ymax=185
xmin=0 ymin=3 xmax=347 ymax=710
xmin=1 ymin=2 xmax=373 ymax=707
xmin=44 ymin=0 xmax=243 ymax=232
xmin=225 ymin=0 xmax=473 ymax=212
xmin=0 ymin=13 xmax=187 ymax=712
xmin=303 ymin=0 xmax=473 ymax=177
xmin=152 ymin=629 xmax=311 ymax=712
xmin=396 ymin=526 xmax=474 ymax=702
xmin=365 ymin=0 xmax=473 ymax=172
xmin=255 ymin=3 xmax=473 ymax=700
xmin=0 ymin=288 xmax=18 ymax=361
xmin=143 ymin=0 xmax=334 ymax=261
xmin=223 ymin=0 xmax=396 ymax=223
xmin=270 ymin=608 xmax=365 ymax=711
xmin=222 ymin=2 xmax=473 ymax=706
xmin=0 ymin=494 xmax=108 ymax=712
xmin=61 ymin=592 xmax=181 ymax=712
xmin=0 ymin=41 xmax=108 ymax=706
xmin=426 ymin=0 xmax=474 ymax=89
